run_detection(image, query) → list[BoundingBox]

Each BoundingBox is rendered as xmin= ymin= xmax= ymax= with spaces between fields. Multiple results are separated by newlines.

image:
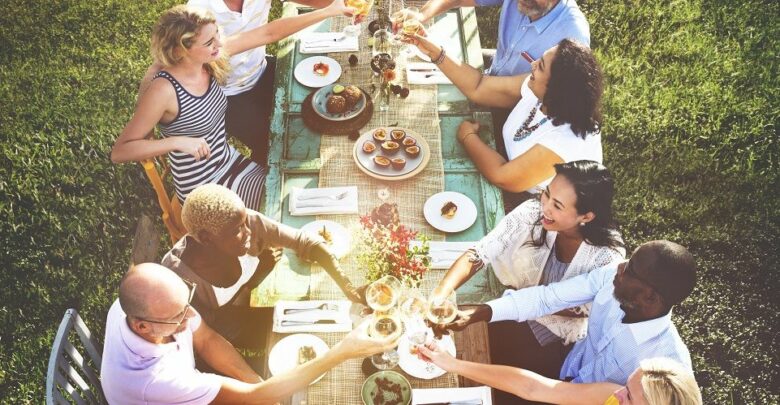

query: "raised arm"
xmin=419 ymin=0 xmax=478 ymax=23
xmin=110 ymin=79 xmax=211 ymax=163
xmin=419 ymin=343 xmax=619 ymax=405
xmin=402 ymin=33 xmax=527 ymax=108
xmin=212 ymin=320 xmax=400 ymax=404
xmin=224 ymin=0 xmax=353 ymax=57
xmin=431 ymin=253 xmax=482 ymax=301
xmin=457 ymin=121 xmax=564 ymax=192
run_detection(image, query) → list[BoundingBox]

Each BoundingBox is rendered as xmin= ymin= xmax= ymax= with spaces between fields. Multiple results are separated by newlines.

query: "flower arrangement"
xmin=356 ymin=203 xmax=430 ymax=286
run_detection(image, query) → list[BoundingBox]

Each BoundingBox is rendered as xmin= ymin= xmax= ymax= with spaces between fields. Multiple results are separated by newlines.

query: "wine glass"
xmin=368 ymin=308 xmax=403 ymax=369
xmin=343 ymin=0 xmax=374 ymax=37
xmin=399 ymin=287 xmax=428 ymax=354
xmin=426 ymin=291 xmax=457 ymax=339
xmin=393 ymin=6 xmax=422 ymax=55
xmin=366 ymin=275 xmax=402 ymax=313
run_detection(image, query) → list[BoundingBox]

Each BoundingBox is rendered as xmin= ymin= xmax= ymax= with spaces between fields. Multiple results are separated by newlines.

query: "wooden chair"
xmin=46 ymin=309 xmax=106 ymax=405
xmin=140 ymin=157 xmax=186 ymax=244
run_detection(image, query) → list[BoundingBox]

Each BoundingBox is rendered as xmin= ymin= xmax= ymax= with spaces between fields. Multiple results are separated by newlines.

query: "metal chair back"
xmin=46 ymin=309 xmax=106 ymax=405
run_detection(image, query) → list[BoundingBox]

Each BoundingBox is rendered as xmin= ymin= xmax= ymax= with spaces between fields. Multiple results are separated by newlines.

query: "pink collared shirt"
xmin=100 ymin=300 xmax=222 ymax=405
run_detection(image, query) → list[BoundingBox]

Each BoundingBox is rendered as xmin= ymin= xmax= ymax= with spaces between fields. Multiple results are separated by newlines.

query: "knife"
xmin=281 ymin=319 xmax=339 ymax=326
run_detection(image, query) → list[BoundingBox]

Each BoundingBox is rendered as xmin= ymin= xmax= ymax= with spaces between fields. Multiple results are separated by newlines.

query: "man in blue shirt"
xmin=437 ymin=240 xmax=696 ymax=404
xmin=420 ymin=0 xmax=589 ymax=76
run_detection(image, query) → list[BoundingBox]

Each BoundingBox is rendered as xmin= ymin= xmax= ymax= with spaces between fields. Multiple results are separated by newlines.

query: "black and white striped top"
xmin=154 ymin=71 xmax=264 ymax=210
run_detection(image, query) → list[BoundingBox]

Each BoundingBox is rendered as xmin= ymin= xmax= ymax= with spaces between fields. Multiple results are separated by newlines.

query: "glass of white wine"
xmin=426 ymin=291 xmax=457 ymax=339
xmin=343 ymin=0 xmax=374 ymax=36
xmin=368 ymin=308 xmax=403 ymax=369
xmin=399 ymin=287 xmax=428 ymax=354
xmin=366 ymin=275 xmax=402 ymax=313
xmin=394 ymin=6 xmax=422 ymax=55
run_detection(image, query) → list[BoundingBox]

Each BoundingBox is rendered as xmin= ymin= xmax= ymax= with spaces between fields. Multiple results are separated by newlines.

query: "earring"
xmin=579 ymin=222 xmax=585 ymax=226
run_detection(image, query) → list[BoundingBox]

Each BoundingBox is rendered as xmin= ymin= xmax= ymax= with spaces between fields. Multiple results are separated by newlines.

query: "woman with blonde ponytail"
xmin=111 ymin=3 xmax=351 ymax=209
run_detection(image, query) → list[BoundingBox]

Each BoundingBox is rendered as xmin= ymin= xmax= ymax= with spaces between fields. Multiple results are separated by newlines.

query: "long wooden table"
xmin=251 ymin=4 xmax=505 ymax=402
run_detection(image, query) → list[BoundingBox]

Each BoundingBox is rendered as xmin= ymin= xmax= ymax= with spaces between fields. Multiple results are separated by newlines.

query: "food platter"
xmin=312 ymin=83 xmax=367 ymax=121
xmin=268 ymin=334 xmax=329 ymax=384
xmin=294 ymin=56 xmax=342 ymax=88
xmin=423 ymin=191 xmax=478 ymax=233
xmin=352 ymin=127 xmax=431 ymax=181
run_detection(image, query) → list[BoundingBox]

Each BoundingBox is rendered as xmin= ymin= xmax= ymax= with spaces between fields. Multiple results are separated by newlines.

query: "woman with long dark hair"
xmin=402 ymin=36 xmax=603 ymax=199
xmin=430 ymin=161 xmax=624 ymax=403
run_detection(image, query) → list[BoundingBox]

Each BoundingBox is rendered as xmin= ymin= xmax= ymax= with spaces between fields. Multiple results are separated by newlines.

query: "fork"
xmin=304 ymin=35 xmax=346 ymax=44
xmin=296 ymin=190 xmax=349 ymax=201
xmin=283 ymin=302 xmax=339 ymax=314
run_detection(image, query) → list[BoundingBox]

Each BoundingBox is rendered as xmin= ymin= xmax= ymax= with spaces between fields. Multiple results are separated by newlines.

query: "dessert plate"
xmin=294 ymin=56 xmax=342 ymax=88
xmin=353 ymin=127 xmax=430 ymax=180
xmin=423 ymin=191 xmax=478 ymax=233
xmin=299 ymin=220 xmax=351 ymax=259
xmin=312 ymin=83 xmax=366 ymax=121
xmin=268 ymin=334 xmax=329 ymax=384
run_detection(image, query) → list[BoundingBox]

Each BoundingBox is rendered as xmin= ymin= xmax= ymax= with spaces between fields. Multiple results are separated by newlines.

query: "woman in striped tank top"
xmin=111 ymin=3 xmax=352 ymax=209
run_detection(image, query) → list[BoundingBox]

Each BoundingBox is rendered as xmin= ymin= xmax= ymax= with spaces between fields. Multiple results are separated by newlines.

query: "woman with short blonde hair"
xmin=111 ymin=3 xmax=352 ymax=210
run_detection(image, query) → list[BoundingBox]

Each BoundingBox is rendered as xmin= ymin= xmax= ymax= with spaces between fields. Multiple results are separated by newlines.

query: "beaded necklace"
xmin=513 ymin=101 xmax=549 ymax=142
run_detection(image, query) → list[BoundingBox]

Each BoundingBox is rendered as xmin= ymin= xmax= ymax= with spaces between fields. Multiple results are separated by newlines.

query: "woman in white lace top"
xmin=431 ymin=161 xmax=625 ymax=401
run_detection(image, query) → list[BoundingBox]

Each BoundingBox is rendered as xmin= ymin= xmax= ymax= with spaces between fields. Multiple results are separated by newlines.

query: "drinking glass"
xmin=393 ymin=6 xmax=422 ymax=54
xmin=343 ymin=0 xmax=374 ymax=36
xmin=426 ymin=291 xmax=457 ymax=339
xmin=366 ymin=275 xmax=402 ymax=313
xmin=368 ymin=308 xmax=403 ymax=369
xmin=373 ymin=28 xmax=392 ymax=57
xmin=400 ymin=287 xmax=428 ymax=354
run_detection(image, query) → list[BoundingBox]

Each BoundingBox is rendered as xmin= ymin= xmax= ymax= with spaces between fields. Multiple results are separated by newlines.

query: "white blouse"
xmin=503 ymin=76 xmax=603 ymax=193
xmin=473 ymin=199 xmax=625 ymax=343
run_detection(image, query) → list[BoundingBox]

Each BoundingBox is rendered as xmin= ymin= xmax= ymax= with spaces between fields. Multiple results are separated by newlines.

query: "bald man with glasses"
xmin=101 ymin=263 xmax=399 ymax=405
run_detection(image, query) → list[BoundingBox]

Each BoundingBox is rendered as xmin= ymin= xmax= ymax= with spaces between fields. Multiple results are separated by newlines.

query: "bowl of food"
xmin=312 ymin=83 xmax=367 ymax=121
xmin=361 ymin=370 xmax=412 ymax=405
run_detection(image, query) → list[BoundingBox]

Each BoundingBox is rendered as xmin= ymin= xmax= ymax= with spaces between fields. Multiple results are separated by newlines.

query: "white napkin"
xmin=299 ymin=32 xmax=359 ymax=54
xmin=289 ymin=186 xmax=359 ymax=216
xmin=412 ymin=386 xmax=492 ymax=405
xmin=273 ymin=300 xmax=353 ymax=333
xmin=406 ymin=62 xmax=452 ymax=85
xmin=411 ymin=241 xmax=476 ymax=269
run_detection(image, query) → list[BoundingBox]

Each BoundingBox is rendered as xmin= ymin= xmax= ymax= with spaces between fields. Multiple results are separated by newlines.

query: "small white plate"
xmin=398 ymin=332 xmax=456 ymax=379
xmin=268 ymin=334 xmax=329 ymax=384
xmin=294 ymin=56 xmax=342 ymax=88
xmin=299 ymin=220 xmax=351 ymax=259
xmin=423 ymin=192 xmax=478 ymax=233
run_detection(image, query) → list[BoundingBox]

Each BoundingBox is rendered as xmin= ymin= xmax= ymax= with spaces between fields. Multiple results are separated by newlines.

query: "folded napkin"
xmin=411 ymin=241 xmax=476 ymax=269
xmin=273 ymin=300 xmax=353 ymax=333
xmin=406 ymin=62 xmax=452 ymax=85
xmin=299 ymin=32 xmax=359 ymax=54
xmin=412 ymin=386 xmax=492 ymax=405
xmin=289 ymin=186 xmax=359 ymax=216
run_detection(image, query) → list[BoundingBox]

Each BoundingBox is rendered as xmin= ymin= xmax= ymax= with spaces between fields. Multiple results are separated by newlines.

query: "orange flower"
xmin=382 ymin=68 xmax=396 ymax=82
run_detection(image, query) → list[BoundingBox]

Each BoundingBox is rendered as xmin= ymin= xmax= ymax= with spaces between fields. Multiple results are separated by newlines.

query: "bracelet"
xmin=432 ymin=47 xmax=446 ymax=65
xmin=458 ymin=132 xmax=478 ymax=144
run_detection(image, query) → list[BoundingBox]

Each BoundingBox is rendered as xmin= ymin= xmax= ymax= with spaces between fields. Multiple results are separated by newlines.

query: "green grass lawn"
xmin=1 ymin=0 xmax=777 ymax=403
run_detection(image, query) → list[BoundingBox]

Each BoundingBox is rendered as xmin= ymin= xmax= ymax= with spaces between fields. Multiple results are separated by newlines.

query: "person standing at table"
xmin=101 ymin=263 xmax=398 ymax=405
xmin=416 ymin=0 xmax=590 ymax=159
xmin=430 ymin=160 xmax=625 ymax=384
xmin=113 ymin=4 xmax=353 ymax=210
xmin=161 ymin=184 xmax=364 ymax=354
xmin=435 ymin=240 xmax=697 ymax=405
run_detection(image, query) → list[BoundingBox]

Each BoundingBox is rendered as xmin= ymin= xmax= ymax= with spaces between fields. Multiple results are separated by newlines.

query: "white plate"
xmin=299 ymin=220 xmax=351 ymax=259
xmin=268 ymin=334 xmax=329 ymax=384
xmin=423 ymin=192 xmax=478 ymax=233
xmin=294 ymin=56 xmax=342 ymax=88
xmin=353 ymin=127 xmax=430 ymax=179
xmin=398 ymin=332 xmax=456 ymax=379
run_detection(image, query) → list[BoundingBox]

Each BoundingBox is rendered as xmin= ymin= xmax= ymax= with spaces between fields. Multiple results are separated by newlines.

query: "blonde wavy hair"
xmin=640 ymin=358 xmax=703 ymax=405
xmin=181 ymin=184 xmax=245 ymax=239
xmin=151 ymin=5 xmax=230 ymax=85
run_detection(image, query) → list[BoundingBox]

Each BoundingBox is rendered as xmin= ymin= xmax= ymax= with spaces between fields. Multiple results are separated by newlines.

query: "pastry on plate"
xmin=440 ymin=201 xmax=458 ymax=219
xmin=298 ymin=345 xmax=317 ymax=365
xmin=313 ymin=62 xmax=329 ymax=76
xmin=343 ymin=85 xmax=362 ymax=107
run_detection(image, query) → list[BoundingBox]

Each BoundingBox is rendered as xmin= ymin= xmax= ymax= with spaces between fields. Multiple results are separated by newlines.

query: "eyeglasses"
xmin=134 ymin=279 xmax=197 ymax=327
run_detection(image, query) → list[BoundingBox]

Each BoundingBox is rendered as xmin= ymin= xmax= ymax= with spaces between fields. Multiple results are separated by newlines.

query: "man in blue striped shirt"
xmin=440 ymin=240 xmax=696 ymax=400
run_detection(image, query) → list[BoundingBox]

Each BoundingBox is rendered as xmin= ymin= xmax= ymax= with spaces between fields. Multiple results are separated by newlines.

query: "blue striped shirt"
xmin=488 ymin=263 xmax=692 ymax=384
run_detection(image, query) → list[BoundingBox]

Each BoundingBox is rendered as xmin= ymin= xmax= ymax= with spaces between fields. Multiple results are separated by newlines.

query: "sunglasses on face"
xmin=134 ymin=279 xmax=197 ymax=327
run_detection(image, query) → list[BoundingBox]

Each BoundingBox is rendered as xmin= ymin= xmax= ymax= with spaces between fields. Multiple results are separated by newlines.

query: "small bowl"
xmin=361 ymin=370 xmax=412 ymax=405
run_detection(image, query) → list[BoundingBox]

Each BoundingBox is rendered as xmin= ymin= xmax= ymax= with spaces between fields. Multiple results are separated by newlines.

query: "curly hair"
xmin=640 ymin=358 xmax=702 ymax=405
xmin=181 ymin=184 xmax=245 ymax=238
xmin=151 ymin=5 xmax=230 ymax=85
xmin=543 ymin=39 xmax=603 ymax=138
xmin=532 ymin=160 xmax=623 ymax=251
